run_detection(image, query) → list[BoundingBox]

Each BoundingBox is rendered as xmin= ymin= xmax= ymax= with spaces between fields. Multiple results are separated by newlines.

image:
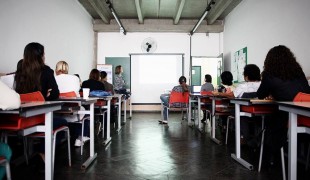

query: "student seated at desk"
xmin=256 ymin=45 xmax=310 ymax=166
xmin=14 ymin=42 xmax=67 ymax=162
xmin=0 ymin=81 xmax=20 ymax=179
xmin=54 ymin=60 xmax=89 ymax=147
xmin=159 ymin=76 xmax=189 ymax=124
xmin=200 ymin=74 xmax=214 ymax=123
xmin=55 ymin=61 xmax=80 ymax=96
xmin=214 ymin=64 xmax=262 ymax=144
xmin=212 ymin=71 xmax=235 ymax=132
xmin=81 ymin=69 xmax=105 ymax=92
xmin=100 ymin=71 xmax=114 ymax=94
xmin=114 ymin=65 xmax=130 ymax=99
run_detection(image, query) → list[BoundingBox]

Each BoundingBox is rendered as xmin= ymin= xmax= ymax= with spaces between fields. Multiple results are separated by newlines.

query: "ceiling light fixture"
xmin=189 ymin=0 xmax=215 ymax=36
xmin=106 ymin=0 xmax=127 ymax=35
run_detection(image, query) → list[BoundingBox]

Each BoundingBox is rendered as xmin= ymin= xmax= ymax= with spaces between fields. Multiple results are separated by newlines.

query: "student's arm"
xmin=256 ymin=74 xmax=271 ymax=99
xmin=42 ymin=66 xmax=59 ymax=100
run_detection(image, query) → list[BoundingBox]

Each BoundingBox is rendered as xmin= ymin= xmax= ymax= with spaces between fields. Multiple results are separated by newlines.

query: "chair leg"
xmin=281 ymin=147 xmax=286 ymax=180
xmin=53 ymin=128 xmax=71 ymax=168
xmin=66 ymin=129 xmax=71 ymax=167
xmin=5 ymin=159 xmax=11 ymax=180
xmin=102 ymin=111 xmax=106 ymax=139
xmin=306 ymin=143 xmax=310 ymax=170
xmin=23 ymin=137 xmax=29 ymax=165
xmin=81 ymin=120 xmax=85 ymax=156
xmin=258 ymin=117 xmax=265 ymax=172
xmin=225 ymin=116 xmax=230 ymax=145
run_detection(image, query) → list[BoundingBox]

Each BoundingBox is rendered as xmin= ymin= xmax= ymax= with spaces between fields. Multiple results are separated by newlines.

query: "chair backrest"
xmin=200 ymin=91 xmax=213 ymax=95
xmin=0 ymin=91 xmax=45 ymax=130
xmin=169 ymin=91 xmax=189 ymax=108
xmin=293 ymin=92 xmax=310 ymax=102
xmin=60 ymin=91 xmax=77 ymax=98
xmin=20 ymin=91 xmax=45 ymax=102
xmin=293 ymin=92 xmax=310 ymax=127
xmin=200 ymin=91 xmax=212 ymax=103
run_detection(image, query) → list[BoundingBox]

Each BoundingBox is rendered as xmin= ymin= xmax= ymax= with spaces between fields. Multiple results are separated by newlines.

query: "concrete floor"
xmin=11 ymin=112 xmax=310 ymax=180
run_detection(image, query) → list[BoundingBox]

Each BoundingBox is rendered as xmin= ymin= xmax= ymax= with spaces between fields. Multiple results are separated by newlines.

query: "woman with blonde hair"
xmin=55 ymin=60 xmax=80 ymax=96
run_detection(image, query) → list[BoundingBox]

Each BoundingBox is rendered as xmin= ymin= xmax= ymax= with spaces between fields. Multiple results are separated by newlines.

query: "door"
xmin=191 ymin=66 xmax=201 ymax=86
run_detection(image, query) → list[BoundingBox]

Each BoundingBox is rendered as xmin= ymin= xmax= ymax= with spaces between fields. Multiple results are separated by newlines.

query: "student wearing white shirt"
xmin=55 ymin=61 xmax=80 ymax=96
xmin=54 ymin=60 xmax=88 ymax=146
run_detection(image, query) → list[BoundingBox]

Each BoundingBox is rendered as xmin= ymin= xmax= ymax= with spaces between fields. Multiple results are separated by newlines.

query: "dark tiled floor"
xmin=11 ymin=112 xmax=310 ymax=179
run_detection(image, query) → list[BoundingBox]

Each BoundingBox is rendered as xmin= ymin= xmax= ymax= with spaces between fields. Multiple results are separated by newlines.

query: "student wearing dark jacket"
xmin=14 ymin=42 xmax=67 ymax=161
xmin=81 ymin=69 xmax=105 ymax=92
xmin=256 ymin=45 xmax=310 ymax=166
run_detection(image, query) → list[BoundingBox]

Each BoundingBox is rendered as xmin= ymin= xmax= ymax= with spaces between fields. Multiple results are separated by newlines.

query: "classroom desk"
xmin=188 ymin=93 xmax=199 ymax=126
xmin=91 ymin=96 xmax=112 ymax=145
xmin=112 ymin=94 xmax=123 ymax=132
xmin=278 ymin=102 xmax=310 ymax=180
xmin=189 ymin=93 xmax=227 ymax=144
xmin=57 ymin=97 xmax=100 ymax=169
xmin=230 ymin=98 xmax=275 ymax=170
xmin=0 ymin=101 xmax=63 ymax=180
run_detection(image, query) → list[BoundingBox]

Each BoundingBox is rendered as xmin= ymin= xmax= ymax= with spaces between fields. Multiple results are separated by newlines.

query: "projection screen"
xmin=130 ymin=54 xmax=184 ymax=104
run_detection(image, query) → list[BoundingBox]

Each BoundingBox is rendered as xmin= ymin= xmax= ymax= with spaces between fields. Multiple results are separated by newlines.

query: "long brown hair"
xmin=15 ymin=42 xmax=45 ymax=93
xmin=263 ymin=45 xmax=305 ymax=80
xmin=89 ymin=69 xmax=100 ymax=80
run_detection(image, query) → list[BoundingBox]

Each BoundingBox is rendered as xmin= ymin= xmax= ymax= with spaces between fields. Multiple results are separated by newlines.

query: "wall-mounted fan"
xmin=141 ymin=37 xmax=157 ymax=53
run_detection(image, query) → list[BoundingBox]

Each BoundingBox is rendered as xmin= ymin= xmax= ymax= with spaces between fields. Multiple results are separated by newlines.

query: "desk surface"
xmin=59 ymin=97 xmax=98 ymax=103
xmin=231 ymin=98 xmax=275 ymax=105
xmin=0 ymin=101 xmax=63 ymax=115
xmin=277 ymin=102 xmax=310 ymax=110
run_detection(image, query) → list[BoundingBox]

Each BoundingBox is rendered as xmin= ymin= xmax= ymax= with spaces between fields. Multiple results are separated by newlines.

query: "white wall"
xmin=223 ymin=0 xmax=310 ymax=76
xmin=0 ymin=0 xmax=94 ymax=81
xmin=97 ymin=32 xmax=222 ymax=79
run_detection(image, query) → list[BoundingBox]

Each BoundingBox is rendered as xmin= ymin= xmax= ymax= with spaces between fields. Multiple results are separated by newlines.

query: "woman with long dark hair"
xmin=257 ymin=45 xmax=310 ymax=166
xmin=14 ymin=42 xmax=66 ymax=162
xmin=15 ymin=42 xmax=59 ymax=100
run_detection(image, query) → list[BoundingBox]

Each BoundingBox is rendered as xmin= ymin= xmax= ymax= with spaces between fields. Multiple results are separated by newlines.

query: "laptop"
xmin=191 ymin=85 xmax=201 ymax=93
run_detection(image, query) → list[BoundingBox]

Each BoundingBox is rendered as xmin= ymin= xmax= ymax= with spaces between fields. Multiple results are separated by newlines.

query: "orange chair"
xmin=0 ymin=91 xmax=71 ymax=166
xmin=0 ymin=91 xmax=46 ymax=164
xmin=200 ymin=91 xmax=213 ymax=122
xmin=162 ymin=91 xmax=189 ymax=123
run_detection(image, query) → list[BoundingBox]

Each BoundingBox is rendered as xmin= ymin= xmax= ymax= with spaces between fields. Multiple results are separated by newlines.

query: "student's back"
xmin=81 ymin=69 xmax=105 ymax=92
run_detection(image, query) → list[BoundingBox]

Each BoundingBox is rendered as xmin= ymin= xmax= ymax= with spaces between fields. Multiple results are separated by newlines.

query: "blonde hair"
xmin=55 ymin=61 xmax=69 ymax=75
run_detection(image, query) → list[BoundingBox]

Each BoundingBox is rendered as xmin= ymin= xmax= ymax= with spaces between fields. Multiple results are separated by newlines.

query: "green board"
xmin=232 ymin=47 xmax=247 ymax=83
xmin=105 ymin=57 xmax=131 ymax=89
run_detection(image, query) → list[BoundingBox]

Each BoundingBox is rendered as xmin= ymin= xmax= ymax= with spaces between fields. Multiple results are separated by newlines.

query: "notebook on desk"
xmin=191 ymin=85 xmax=201 ymax=93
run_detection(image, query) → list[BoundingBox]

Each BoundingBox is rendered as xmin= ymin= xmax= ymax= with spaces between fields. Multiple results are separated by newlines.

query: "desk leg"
xmin=103 ymin=100 xmax=112 ymax=145
xmin=288 ymin=112 xmax=297 ymax=180
xmin=188 ymin=98 xmax=192 ymax=126
xmin=210 ymin=99 xmax=221 ymax=144
xmin=129 ymin=97 xmax=132 ymax=118
xmin=82 ymin=103 xmax=98 ymax=169
xmin=117 ymin=97 xmax=122 ymax=132
xmin=123 ymin=99 xmax=127 ymax=123
xmin=231 ymin=104 xmax=253 ymax=170
xmin=198 ymin=98 xmax=203 ymax=132
xmin=45 ymin=111 xmax=53 ymax=180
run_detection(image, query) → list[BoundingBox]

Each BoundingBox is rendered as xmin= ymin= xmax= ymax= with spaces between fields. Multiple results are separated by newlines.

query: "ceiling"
xmin=78 ymin=0 xmax=242 ymax=34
